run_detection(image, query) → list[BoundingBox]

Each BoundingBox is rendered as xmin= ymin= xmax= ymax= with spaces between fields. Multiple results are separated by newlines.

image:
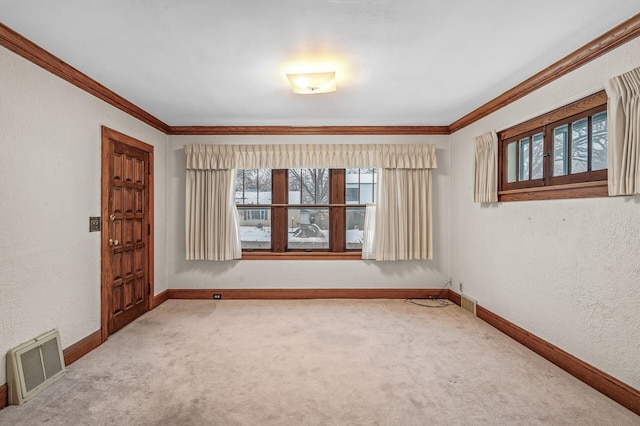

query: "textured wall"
xmin=0 ymin=46 xmax=168 ymax=385
xmin=449 ymin=37 xmax=640 ymax=388
xmin=167 ymin=134 xmax=451 ymax=290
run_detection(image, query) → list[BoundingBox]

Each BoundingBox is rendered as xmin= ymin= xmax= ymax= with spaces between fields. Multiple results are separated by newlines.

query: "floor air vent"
xmin=7 ymin=329 xmax=66 ymax=405
xmin=460 ymin=294 xmax=477 ymax=316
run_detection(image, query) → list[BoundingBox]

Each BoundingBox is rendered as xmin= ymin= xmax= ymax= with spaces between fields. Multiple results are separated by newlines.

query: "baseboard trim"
xmin=151 ymin=289 xmax=169 ymax=309
xmin=475 ymin=304 xmax=640 ymax=415
xmin=446 ymin=289 xmax=461 ymax=306
xmin=168 ymin=288 xmax=449 ymax=300
xmin=62 ymin=330 xmax=102 ymax=367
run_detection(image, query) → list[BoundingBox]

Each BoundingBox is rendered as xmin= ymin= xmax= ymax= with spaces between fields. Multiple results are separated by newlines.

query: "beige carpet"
xmin=0 ymin=299 xmax=637 ymax=425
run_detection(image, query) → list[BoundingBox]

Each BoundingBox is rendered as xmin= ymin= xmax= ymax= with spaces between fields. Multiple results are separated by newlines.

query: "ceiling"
xmin=1 ymin=1 xmax=639 ymax=127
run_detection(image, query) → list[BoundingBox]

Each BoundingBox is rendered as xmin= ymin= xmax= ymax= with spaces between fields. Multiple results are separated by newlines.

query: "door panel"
xmin=102 ymin=128 xmax=153 ymax=338
xmin=108 ymin=141 xmax=147 ymax=333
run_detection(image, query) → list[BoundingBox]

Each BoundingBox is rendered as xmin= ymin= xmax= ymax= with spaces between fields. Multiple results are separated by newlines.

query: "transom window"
xmin=235 ymin=168 xmax=377 ymax=252
xmin=498 ymin=91 xmax=608 ymax=201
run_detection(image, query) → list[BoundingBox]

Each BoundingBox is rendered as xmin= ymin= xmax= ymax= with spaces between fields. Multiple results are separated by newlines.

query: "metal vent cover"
xmin=7 ymin=329 xmax=66 ymax=405
xmin=461 ymin=294 xmax=477 ymax=316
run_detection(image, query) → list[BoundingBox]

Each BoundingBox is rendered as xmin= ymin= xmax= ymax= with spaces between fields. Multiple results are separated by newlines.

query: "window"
xmin=235 ymin=168 xmax=376 ymax=254
xmin=244 ymin=209 xmax=268 ymax=221
xmin=498 ymin=91 xmax=608 ymax=201
xmin=186 ymin=143 xmax=436 ymax=261
xmin=288 ymin=168 xmax=330 ymax=249
xmin=236 ymin=169 xmax=272 ymax=249
xmin=345 ymin=168 xmax=377 ymax=249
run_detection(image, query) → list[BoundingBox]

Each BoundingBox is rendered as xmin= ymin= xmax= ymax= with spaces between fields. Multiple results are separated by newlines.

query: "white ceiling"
xmin=1 ymin=1 xmax=639 ymax=126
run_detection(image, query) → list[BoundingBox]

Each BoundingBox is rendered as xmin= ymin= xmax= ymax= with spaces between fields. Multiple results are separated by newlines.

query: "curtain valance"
xmin=185 ymin=143 xmax=437 ymax=170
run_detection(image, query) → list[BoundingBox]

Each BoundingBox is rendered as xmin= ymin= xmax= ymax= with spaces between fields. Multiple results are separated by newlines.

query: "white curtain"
xmin=185 ymin=168 xmax=241 ymax=261
xmin=362 ymin=204 xmax=377 ymax=260
xmin=605 ymin=66 xmax=640 ymax=196
xmin=473 ymin=131 xmax=498 ymax=203
xmin=374 ymin=168 xmax=432 ymax=260
xmin=185 ymin=143 xmax=437 ymax=261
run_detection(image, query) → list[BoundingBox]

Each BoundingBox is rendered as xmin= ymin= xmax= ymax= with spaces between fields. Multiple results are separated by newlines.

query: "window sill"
xmin=241 ymin=251 xmax=363 ymax=260
xmin=498 ymin=180 xmax=607 ymax=202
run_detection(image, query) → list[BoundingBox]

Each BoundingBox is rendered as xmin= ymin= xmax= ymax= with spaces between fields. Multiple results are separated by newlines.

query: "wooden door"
xmin=101 ymin=127 xmax=153 ymax=339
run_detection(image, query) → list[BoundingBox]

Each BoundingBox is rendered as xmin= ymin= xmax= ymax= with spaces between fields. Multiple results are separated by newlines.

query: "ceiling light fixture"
xmin=286 ymin=71 xmax=337 ymax=94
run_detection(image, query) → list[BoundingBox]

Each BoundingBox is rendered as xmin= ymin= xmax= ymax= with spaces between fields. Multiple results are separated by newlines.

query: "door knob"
xmin=109 ymin=239 xmax=119 ymax=246
xmin=109 ymin=214 xmax=116 ymax=221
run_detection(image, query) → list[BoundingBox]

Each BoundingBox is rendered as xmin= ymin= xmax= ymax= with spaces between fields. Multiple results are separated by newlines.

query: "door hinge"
xmin=147 ymin=224 xmax=151 ymax=235
xmin=148 ymin=283 xmax=151 ymax=295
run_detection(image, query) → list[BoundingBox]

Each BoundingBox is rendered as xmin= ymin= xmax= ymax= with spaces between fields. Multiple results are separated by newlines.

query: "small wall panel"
xmin=124 ymin=188 xmax=134 ymax=214
xmin=123 ymin=220 xmax=133 ymax=245
xmin=134 ymin=277 xmax=145 ymax=303
xmin=123 ymin=251 xmax=133 ymax=277
xmin=135 ymin=158 xmax=145 ymax=185
xmin=123 ymin=281 xmax=134 ymax=309
xmin=111 ymin=252 xmax=122 ymax=281
xmin=112 ymin=188 xmax=123 ymax=214
xmin=112 ymin=286 xmax=123 ymax=315
xmin=124 ymin=155 xmax=134 ymax=182
xmin=134 ymin=249 xmax=143 ymax=274
xmin=133 ymin=219 xmax=142 ymax=243
xmin=113 ymin=153 xmax=123 ymax=182
xmin=135 ymin=190 xmax=144 ymax=214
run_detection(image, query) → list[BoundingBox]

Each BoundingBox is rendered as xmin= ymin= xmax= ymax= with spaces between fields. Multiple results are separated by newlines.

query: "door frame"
xmin=100 ymin=126 xmax=154 ymax=343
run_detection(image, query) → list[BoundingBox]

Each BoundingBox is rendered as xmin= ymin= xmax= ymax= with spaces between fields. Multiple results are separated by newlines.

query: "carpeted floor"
xmin=0 ymin=299 xmax=637 ymax=425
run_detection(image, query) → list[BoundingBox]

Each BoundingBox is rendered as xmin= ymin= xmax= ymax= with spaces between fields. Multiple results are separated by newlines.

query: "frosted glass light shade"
xmin=286 ymin=71 xmax=336 ymax=94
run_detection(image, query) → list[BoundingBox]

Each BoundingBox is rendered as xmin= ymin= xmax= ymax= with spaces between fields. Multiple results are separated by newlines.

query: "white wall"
xmin=0 ymin=46 xmax=168 ymax=384
xmin=167 ymin=135 xmax=450 ymax=290
xmin=449 ymin=37 xmax=640 ymax=389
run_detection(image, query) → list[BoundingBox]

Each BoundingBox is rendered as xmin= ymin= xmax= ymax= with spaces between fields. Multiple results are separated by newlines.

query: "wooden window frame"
xmin=237 ymin=168 xmax=367 ymax=260
xmin=498 ymin=91 xmax=608 ymax=202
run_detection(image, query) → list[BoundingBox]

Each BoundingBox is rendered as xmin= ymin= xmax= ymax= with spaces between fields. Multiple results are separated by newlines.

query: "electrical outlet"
xmin=213 ymin=294 xmax=222 ymax=300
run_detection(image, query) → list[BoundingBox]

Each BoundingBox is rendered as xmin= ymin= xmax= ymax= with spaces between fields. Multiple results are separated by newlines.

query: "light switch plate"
xmin=89 ymin=217 xmax=101 ymax=232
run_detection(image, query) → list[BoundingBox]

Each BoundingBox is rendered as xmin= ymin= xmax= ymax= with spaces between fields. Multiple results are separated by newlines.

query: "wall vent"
xmin=460 ymin=294 xmax=477 ymax=316
xmin=7 ymin=329 xmax=66 ymax=405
